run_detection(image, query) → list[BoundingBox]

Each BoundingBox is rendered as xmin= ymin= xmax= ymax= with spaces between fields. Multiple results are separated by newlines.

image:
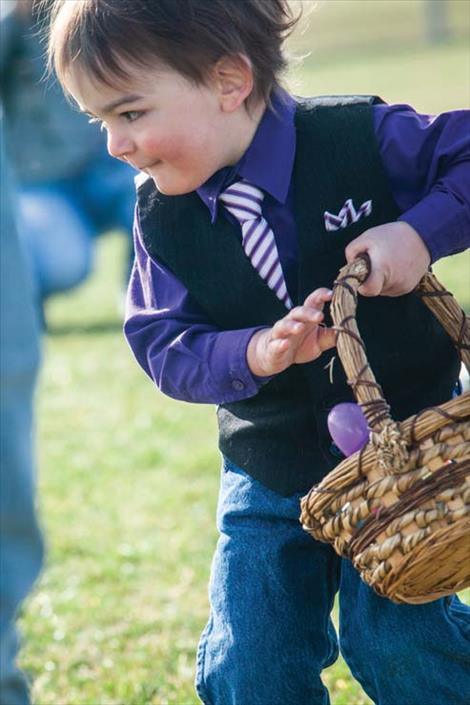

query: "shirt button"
xmin=231 ymin=379 xmax=245 ymax=391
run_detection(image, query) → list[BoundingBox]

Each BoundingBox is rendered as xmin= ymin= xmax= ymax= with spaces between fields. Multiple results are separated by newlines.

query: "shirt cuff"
xmin=211 ymin=327 xmax=271 ymax=403
xmin=399 ymin=190 xmax=470 ymax=263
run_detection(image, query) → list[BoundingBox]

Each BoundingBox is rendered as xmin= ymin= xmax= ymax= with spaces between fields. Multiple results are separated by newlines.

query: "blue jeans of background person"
xmin=18 ymin=149 xmax=136 ymax=301
xmin=195 ymin=458 xmax=470 ymax=705
xmin=0 ymin=124 xmax=44 ymax=705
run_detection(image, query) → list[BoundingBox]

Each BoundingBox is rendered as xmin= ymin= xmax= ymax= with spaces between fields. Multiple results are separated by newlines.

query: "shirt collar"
xmin=197 ymin=88 xmax=296 ymax=223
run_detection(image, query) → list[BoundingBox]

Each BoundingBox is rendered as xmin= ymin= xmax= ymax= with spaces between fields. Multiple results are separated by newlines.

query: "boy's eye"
xmin=122 ymin=110 xmax=143 ymax=123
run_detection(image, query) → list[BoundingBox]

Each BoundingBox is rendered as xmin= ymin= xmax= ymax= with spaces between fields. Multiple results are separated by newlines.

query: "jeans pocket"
xmin=195 ymin=615 xmax=214 ymax=705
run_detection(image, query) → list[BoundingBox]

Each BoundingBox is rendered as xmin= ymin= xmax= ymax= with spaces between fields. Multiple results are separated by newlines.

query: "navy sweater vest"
xmin=136 ymin=96 xmax=460 ymax=495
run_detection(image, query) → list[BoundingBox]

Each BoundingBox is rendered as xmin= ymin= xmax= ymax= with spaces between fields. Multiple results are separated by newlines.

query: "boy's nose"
xmin=107 ymin=130 xmax=134 ymax=160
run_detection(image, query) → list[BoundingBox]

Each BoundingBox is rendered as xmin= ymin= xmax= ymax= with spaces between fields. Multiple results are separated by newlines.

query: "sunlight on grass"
xmin=289 ymin=41 xmax=470 ymax=113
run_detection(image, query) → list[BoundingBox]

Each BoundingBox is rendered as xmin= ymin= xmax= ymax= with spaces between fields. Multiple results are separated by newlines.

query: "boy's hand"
xmin=345 ymin=221 xmax=431 ymax=297
xmin=247 ymin=288 xmax=336 ymax=377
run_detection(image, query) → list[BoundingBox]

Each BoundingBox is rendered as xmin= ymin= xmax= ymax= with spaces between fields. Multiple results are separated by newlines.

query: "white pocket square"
xmin=324 ymin=198 xmax=372 ymax=232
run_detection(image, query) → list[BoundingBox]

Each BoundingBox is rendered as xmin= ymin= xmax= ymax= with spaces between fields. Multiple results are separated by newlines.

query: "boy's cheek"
xmin=143 ymin=133 xmax=189 ymax=164
xmin=141 ymin=134 xmax=166 ymax=158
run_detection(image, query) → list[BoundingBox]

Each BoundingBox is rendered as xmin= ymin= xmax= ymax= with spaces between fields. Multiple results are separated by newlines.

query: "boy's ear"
xmin=213 ymin=55 xmax=254 ymax=112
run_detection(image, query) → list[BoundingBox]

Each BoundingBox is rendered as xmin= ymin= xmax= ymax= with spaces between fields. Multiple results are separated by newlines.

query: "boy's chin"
xmin=151 ymin=176 xmax=203 ymax=197
xmin=148 ymin=162 xmax=216 ymax=196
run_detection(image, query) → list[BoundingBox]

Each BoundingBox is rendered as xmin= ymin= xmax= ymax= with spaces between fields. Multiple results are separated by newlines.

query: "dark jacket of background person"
xmin=0 ymin=3 xmax=103 ymax=184
xmin=0 ymin=2 xmax=136 ymax=306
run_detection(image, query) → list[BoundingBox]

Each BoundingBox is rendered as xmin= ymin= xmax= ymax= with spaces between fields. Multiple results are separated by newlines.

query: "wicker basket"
xmin=300 ymin=255 xmax=470 ymax=604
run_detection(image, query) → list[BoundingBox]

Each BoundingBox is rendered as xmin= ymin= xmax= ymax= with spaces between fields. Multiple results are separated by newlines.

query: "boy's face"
xmin=68 ymin=62 xmax=259 ymax=196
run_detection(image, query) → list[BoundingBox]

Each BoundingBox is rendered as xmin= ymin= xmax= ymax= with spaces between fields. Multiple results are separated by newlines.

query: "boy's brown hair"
xmin=45 ymin=0 xmax=301 ymax=106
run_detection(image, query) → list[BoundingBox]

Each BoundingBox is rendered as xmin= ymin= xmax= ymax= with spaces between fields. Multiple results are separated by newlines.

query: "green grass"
xmin=18 ymin=4 xmax=470 ymax=703
xmin=285 ymin=0 xmax=470 ymax=112
xmin=22 ymin=234 xmax=220 ymax=705
xmin=289 ymin=39 xmax=470 ymax=113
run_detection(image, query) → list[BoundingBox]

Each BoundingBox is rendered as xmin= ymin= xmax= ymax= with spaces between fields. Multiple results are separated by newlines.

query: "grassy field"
xmin=285 ymin=0 xmax=470 ymax=112
xmin=18 ymin=2 xmax=470 ymax=704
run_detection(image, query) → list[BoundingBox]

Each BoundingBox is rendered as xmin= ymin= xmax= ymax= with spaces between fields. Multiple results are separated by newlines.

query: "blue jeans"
xmin=196 ymin=458 xmax=470 ymax=705
xmin=0 ymin=124 xmax=44 ymax=705
xmin=18 ymin=149 xmax=136 ymax=300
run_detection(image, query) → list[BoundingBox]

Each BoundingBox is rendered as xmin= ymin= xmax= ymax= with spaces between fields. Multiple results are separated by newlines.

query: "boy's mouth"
xmin=129 ymin=160 xmax=161 ymax=172
xmin=143 ymin=160 xmax=161 ymax=172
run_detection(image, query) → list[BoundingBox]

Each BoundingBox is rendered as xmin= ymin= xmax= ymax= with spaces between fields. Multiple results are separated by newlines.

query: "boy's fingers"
xmin=318 ymin=326 xmax=337 ymax=351
xmin=287 ymin=306 xmax=324 ymax=325
xmin=345 ymin=237 xmax=369 ymax=264
xmin=345 ymin=237 xmax=389 ymax=297
xmin=271 ymin=318 xmax=305 ymax=339
xmin=358 ymin=270 xmax=386 ymax=297
xmin=303 ymin=288 xmax=333 ymax=309
xmin=270 ymin=337 xmax=289 ymax=354
xmin=267 ymin=337 xmax=293 ymax=366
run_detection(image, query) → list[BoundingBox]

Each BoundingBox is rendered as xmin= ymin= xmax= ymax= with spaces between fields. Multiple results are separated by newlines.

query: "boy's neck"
xmin=223 ymin=99 xmax=266 ymax=168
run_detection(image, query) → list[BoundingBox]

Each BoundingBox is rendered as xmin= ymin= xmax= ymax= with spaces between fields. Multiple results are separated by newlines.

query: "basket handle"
xmin=415 ymin=270 xmax=470 ymax=372
xmin=330 ymin=254 xmax=470 ymax=473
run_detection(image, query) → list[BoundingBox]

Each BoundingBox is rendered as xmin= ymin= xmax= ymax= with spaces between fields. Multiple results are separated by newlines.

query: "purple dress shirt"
xmin=124 ymin=92 xmax=470 ymax=405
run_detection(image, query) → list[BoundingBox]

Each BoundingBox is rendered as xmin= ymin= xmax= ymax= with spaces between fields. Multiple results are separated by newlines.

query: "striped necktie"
xmin=219 ymin=180 xmax=293 ymax=309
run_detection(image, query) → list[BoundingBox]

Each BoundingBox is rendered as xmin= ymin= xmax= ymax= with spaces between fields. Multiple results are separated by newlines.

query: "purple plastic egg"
xmin=327 ymin=403 xmax=369 ymax=457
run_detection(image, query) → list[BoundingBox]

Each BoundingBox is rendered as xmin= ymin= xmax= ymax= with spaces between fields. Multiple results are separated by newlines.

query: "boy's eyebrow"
xmin=99 ymin=94 xmax=144 ymax=114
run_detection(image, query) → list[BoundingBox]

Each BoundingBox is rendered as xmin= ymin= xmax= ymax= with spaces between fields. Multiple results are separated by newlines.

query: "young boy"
xmin=47 ymin=1 xmax=470 ymax=703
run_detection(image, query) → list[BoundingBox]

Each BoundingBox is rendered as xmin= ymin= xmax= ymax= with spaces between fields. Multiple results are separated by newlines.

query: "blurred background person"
xmin=0 ymin=111 xmax=43 ymax=705
xmin=0 ymin=1 xmax=135 ymax=701
xmin=0 ymin=0 xmax=136 ymax=322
